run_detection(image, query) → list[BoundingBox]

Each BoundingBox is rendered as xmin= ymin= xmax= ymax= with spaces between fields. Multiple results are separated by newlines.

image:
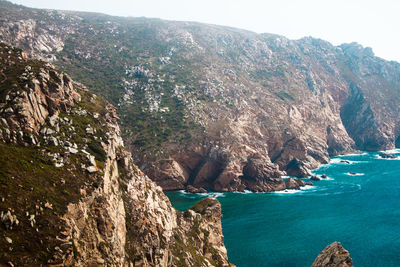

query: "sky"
xmin=9 ymin=0 xmax=400 ymax=62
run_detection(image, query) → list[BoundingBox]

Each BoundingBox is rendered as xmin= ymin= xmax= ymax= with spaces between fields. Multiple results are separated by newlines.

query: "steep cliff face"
xmin=0 ymin=1 xmax=399 ymax=192
xmin=0 ymin=43 xmax=232 ymax=266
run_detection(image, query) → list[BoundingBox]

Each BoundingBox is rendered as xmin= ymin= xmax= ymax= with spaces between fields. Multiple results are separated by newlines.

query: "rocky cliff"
xmin=0 ymin=0 xmax=399 ymax=193
xmin=0 ymin=42 xmax=232 ymax=266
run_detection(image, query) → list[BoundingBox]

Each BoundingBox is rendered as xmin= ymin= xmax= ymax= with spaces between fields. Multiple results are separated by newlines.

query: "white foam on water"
xmin=300 ymin=185 xmax=315 ymax=190
xmin=199 ymin=192 xmax=225 ymax=198
xmin=329 ymin=158 xmax=361 ymax=164
xmin=345 ymin=172 xmax=365 ymax=176
xmin=273 ymin=185 xmax=316 ymax=195
xmin=312 ymin=175 xmax=334 ymax=180
xmin=273 ymin=189 xmax=301 ymax=194
xmin=336 ymin=152 xmax=368 ymax=157
xmin=233 ymin=190 xmax=253 ymax=194
xmin=381 ymin=148 xmax=400 ymax=154
xmin=375 ymin=154 xmax=400 ymax=160
xmin=178 ymin=190 xmax=225 ymax=198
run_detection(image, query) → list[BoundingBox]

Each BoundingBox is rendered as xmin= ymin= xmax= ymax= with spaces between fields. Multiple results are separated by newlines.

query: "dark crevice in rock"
xmin=271 ymin=136 xmax=296 ymax=163
xmin=186 ymin=149 xmax=211 ymax=186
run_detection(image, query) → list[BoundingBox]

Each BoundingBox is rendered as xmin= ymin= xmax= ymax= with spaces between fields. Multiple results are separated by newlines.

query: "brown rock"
xmin=285 ymin=178 xmax=300 ymax=190
xmin=311 ymin=242 xmax=353 ymax=267
xmin=284 ymin=178 xmax=307 ymax=189
xmin=285 ymin=158 xmax=311 ymax=178
xmin=295 ymin=178 xmax=306 ymax=186
xmin=310 ymin=175 xmax=322 ymax=181
xmin=379 ymin=152 xmax=397 ymax=159
xmin=241 ymin=157 xmax=286 ymax=192
xmin=186 ymin=185 xmax=207 ymax=194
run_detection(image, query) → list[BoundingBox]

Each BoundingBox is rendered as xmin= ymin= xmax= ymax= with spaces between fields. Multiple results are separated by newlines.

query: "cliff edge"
xmin=0 ymin=42 xmax=232 ymax=266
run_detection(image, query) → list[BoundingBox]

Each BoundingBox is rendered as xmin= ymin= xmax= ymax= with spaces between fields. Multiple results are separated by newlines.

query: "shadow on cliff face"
xmin=340 ymin=83 xmax=392 ymax=151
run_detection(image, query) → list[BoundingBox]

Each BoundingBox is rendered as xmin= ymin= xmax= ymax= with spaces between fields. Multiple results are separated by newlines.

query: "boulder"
xmin=242 ymin=158 xmax=282 ymax=182
xmin=311 ymin=241 xmax=353 ymax=267
xmin=86 ymin=127 xmax=94 ymax=135
xmin=67 ymin=147 xmax=78 ymax=154
xmin=86 ymin=166 xmax=99 ymax=173
xmin=241 ymin=157 xmax=286 ymax=192
xmin=285 ymin=158 xmax=311 ymax=178
xmin=295 ymin=178 xmax=306 ymax=186
xmin=48 ymin=114 xmax=58 ymax=127
xmin=285 ymin=178 xmax=300 ymax=189
xmin=186 ymin=185 xmax=207 ymax=194
xmin=310 ymin=175 xmax=322 ymax=181
xmin=379 ymin=152 xmax=397 ymax=159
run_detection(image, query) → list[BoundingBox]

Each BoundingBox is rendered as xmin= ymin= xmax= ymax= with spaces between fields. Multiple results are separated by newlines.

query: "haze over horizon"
xmin=8 ymin=0 xmax=400 ymax=63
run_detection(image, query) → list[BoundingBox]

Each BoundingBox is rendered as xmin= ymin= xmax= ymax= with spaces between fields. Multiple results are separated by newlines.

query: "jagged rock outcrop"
xmin=311 ymin=242 xmax=353 ymax=267
xmin=0 ymin=1 xmax=399 ymax=192
xmin=0 ymin=43 xmax=80 ymax=145
xmin=0 ymin=43 xmax=232 ymax=266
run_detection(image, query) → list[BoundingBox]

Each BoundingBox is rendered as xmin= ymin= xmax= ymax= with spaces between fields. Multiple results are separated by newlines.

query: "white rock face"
xmin=61 ymin=105 xmax=232 ymax=266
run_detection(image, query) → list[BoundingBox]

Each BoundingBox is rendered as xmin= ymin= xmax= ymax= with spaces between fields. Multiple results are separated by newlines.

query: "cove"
xmin=166 ymin=149 xmax=400 ymax=266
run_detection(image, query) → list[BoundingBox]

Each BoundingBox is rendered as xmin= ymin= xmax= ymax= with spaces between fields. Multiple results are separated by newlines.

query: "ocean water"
xmin=166 ymin=149 xmax=400 ymax=266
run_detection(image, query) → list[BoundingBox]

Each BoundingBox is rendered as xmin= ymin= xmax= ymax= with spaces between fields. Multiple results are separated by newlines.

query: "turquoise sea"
xmin=166 ymin=149 xmax=400 ymax=266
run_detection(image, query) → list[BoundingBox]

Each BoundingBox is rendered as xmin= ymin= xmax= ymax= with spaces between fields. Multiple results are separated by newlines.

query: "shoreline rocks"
xmin=185 ymin=185 xmax=207 ymax=193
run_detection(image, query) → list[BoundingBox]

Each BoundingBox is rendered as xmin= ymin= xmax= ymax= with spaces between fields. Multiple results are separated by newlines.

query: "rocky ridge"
xmin=0 ymin=42 xmax=232 ymax=266
xmin=0 ymin=1 xmax=399 ymax=193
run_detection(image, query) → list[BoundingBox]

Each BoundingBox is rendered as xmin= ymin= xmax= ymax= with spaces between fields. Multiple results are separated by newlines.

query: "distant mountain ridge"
xmin=1 ymin=0 xmax=399 ymax=192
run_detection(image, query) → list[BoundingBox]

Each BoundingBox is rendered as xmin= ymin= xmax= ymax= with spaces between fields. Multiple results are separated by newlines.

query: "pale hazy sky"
xmin=9 ymin=0 xmax=400 ymax=62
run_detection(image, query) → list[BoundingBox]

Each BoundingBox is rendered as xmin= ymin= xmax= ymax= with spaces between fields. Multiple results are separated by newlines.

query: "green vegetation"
xmin=0 ymin=44 xmax=111 ymax=264
xmin=274 ymin=90 xmax=295 ymax=102
xmin=53 ymin=23 xmax=205 ymax=159
xmin=0 ymin=43 xmax=46 ymax=100
xmin=249 ymin=69 xmax=273 ymax=81
xmin=0 ymin=142 xmax=100 ymax=265
xmin=189 ymin=197 xmax=218 ymax=215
